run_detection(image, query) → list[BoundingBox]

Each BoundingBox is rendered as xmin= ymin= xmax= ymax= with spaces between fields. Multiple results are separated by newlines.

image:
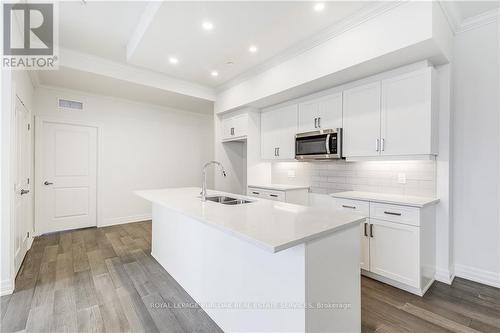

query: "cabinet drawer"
xmin=262 ymin=189 xmax=285 ymax=202
xmin=248 ymin=187 xmax=265 ymax=198
xmin=370 ymin=202 xmax=420 ymax=226
xmin=333 ymin=198 xmax=369 ymax=217
xmin=247 ymin=188 xmax=286 ymax=202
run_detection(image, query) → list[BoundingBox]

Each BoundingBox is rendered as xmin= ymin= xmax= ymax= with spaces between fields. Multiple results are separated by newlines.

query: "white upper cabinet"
xmin=297 ymin=93 xmax=342 ymax=133
xmin=343 ymin=82 xmax=381 ymax=158
xmin=221 ymin=113 xmax=248 ymax=142
xmin=381 ymin=67 xmax=436 ymax=156
xmin=343 ymin=67 xmax=437 ymax=159
xmin=261 ymin=104 xmax=297 ymax=160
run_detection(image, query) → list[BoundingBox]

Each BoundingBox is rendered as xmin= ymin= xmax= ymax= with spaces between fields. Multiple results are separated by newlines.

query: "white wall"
xmin=34 ymin=86 xmax=214 ymax=227
xmin=452 ymin=20 xmax=500 ymax=287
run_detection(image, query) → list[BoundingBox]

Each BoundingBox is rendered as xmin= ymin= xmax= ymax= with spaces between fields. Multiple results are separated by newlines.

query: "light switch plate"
xmin=287 ymin=170 xmax=296 ymax=178
xmin=397 ymin=173 xmax=407 ymax=184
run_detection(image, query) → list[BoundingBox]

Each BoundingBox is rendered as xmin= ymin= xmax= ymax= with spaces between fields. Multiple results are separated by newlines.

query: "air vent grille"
xmin=58 ymin=98 xmax=83 ymax=110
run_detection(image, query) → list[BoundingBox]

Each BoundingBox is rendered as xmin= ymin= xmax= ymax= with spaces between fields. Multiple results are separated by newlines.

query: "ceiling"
xmin=57 ymin=1 xmax=371 ymax=88
xmin=40 ymin=0 xmax=499 ymax=110
xmin=37 ymin=67 xmax=214 ymax=114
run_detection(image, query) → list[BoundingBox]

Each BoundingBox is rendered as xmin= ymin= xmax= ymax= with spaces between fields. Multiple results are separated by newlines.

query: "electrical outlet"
xmin=397 ymin=173 xmax=407 ymax=184
xmin=287 ymin=170 xmax=296 ymax=178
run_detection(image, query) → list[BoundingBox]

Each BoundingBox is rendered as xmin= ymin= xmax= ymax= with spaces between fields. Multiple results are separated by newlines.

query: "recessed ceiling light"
xmin=313 ymin=3 xmax=325 ymax=12
xmin=249 ymin=45 xmax=258 ymax=53
xmin=211 ymin=70 xmax=219 ymax=77
xmin=202 ymin=21 xmax=214 ymax=31
xmin=169 ymin=57 xmax=179 ymax=64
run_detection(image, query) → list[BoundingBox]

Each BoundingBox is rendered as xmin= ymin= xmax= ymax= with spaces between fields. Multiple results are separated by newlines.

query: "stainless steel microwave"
xmin=295 ymin=128 xmax=342 ymax=160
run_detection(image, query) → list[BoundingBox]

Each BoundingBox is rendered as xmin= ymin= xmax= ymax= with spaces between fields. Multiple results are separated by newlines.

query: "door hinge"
xmin=27 ymin=123 xmax=30 ymax=130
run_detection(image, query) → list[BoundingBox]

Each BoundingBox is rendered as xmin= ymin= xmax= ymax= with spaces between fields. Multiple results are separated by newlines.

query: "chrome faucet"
xmin=201 ymin=161 xmax=227 ymax=201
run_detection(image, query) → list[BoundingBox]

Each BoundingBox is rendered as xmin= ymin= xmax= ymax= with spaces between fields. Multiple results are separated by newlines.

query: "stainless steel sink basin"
xmin=205 ymin=195 xmax=253 ymax=205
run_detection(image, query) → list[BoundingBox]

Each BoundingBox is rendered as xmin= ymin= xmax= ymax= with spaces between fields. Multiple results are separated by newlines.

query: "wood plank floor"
xmin=1 ymin=221 xmax=499 ymax=333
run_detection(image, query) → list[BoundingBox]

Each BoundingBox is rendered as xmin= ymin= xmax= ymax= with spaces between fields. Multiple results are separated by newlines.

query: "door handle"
xmin=44 ymin=181 xmax=53 ymax=185
xmin=364 ymin=223 xmax=368 ymax=237
xmin=370 ymin=224 xmax=374 ymax=238
xmin=20 ymin=189 xmax=29 ymax=195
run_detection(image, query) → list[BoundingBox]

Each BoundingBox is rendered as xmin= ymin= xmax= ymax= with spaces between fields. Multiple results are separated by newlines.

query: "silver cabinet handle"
xmin=370 ymin=224 xmax=374 ymax=238
xmin=276 ymin=147 xmax=280 ymax=156
xmin=269 ymin=194 xmax=278 ymax=198
xmin=230 ymin=127 xmax=235 ymax=136
xmin=274 ymin=148 xmax=277 ymax=157
xmin=314 ymin=117 xmax=317 ymax=128
xmin=381 ymin=138 xmax=385 ymax=151
xmin=384 ymin=211 xmax=402 ymax=216
xmin=252 ymin=191 xmax=260 ymax=195
xmin=20 ymin=189 xmax=29 ymax=195
xmin=44 ymin=181 xmax=53 ymax=185
xmin=364 ymin=223 xmax=368 ymax=237
xmin=317 ymin=117 xmax=321 ymax=128
xmin=342 ymin=205 xmax=356 ymax=209
xmin=375 ymin=138 xmax=380 ymax=152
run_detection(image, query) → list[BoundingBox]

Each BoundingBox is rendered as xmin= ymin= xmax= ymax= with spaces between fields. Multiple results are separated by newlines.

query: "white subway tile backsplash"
xmin=271 ymin=160 xmax=436 ymax=197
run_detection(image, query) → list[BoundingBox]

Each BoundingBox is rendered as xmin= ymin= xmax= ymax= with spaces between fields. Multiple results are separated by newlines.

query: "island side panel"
xmin=151 ymin=204 xmax=307 ymax=332
xmin=305 ymin=224 xmax=361 ymax=333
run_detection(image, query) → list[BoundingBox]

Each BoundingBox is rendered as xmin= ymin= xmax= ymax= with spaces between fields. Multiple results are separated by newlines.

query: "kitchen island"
xmin=136 ymin=187 xmax=364 ymax=332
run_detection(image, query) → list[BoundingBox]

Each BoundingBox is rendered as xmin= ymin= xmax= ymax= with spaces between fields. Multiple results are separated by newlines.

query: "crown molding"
xmin=437 ymin=0 xmax=461 ymax=34
xmin=215 ymin=0 xmax=406 ymax=93
xmin=457 ymin=7 xmax=499 ymax=34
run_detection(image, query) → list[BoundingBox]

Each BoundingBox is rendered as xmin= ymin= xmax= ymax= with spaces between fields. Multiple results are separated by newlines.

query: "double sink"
xmin=205 ymin=195 xmax=253 ymax=205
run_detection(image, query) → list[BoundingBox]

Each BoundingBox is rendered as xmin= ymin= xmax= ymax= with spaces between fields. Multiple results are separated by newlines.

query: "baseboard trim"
xmin=454 ymin=264 xmax=500 ymax=288
xmin=435 ymin=268 xmax=455 ymax=285
xmin=0 ymin=279 xmax=14 ymax=296
xmin=100 ymin=214 xmax=152 ymax=227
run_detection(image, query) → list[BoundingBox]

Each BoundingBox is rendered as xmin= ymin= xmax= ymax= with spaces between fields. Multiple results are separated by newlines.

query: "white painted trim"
xmin=216 ymin=1 xmax=404 ymax=92
xmin=437 ymin=0 xmax=461 ymax=34
xmin=457 ymin=8 xmax=500 ymax=34
xmin=0 ymin=278 xmax=14 ymax=296
xmin=435 ymin=268 xmax=455 ymax=285
xmin=59 ymin=48 xmax=215 ymax=101
xmin=100 ymin=214 xmax=152 ymax=227
xmin=34 ymin=116 xmax=102 ymax=235
xmin=126 ymin=2 xmax=163 ymax=61
xmin=454 ymin=264 xmax=500 ymax=289
xmin=436 ymin=3 xmax=499 ymax=35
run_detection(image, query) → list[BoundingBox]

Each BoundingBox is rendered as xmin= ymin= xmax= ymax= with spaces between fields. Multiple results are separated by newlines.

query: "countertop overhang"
xmin=136 ymin=187 xmax=364 ymax=253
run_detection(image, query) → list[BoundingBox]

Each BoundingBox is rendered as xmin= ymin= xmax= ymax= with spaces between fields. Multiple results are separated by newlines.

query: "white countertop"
xmin=137 ymin=187 xmax=364 ymax=253
xmin=247 ymin=183 xmax=310 ymax=191
xmin=330 ymin=191 xmax=439 ymax=208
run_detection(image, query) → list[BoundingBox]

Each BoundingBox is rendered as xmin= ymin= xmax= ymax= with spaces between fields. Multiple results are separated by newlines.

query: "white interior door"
xmin=37 ymin=120 xmax=98 ymax=234
xmin=13 ymin=98 xmax=31 ymax=272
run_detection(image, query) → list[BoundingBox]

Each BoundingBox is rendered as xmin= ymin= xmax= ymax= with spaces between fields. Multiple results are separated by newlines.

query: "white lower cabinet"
xmin=333 ymin=198 xmax=436 ymax=296
xmin=368 ymin=218 xmax=419 ymax=288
